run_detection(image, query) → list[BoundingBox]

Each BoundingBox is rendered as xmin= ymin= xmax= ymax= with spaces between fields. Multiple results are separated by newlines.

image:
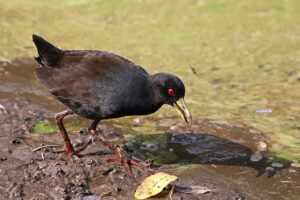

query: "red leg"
xmin=55 ymin=110 xmax=75 ymax=155
xmin=55 ymin=109 xmax=92 ymax=155
xmin=89 ymin=120 xmax=158 ymax=176
xmin=90 ymin=129 xmax=133 ymax=176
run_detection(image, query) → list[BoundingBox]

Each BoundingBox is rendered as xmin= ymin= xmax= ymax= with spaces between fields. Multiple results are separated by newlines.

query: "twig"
xmin=0 ymin=104 xmax=7 ymax=114
xmin=32 ymin=145 xmax=61 ymax=152
xmin=169 ymin=184 xmax=175 ymax=200
xmin=211 ymin=164 xmax=217 ymax=168
xmin=234 ymin=171 xmax=249 ymax=175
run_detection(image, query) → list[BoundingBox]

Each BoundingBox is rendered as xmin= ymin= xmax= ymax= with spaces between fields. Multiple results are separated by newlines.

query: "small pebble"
xmin=291 ymin=163 xmax=300 ymax=168
xmin=0 ymin=104 xmax=7 ymax=114
xmin=0 ymin=157 xmax=7 ymax=161
xmin=12 ymin=139 xmax=21 ymax=145
xmin=79 ymin=128 xmax=88 ymax=135
xmin=259 ymin=141 xmax=267 ymax=151
xmin=115 ymin=186 xmax=122 ymax=192
xmin=268 ymin=157 xmax=274 ymax=161
xmin=140 ymin=142 xmax=158 ymax=151
xmin=84 ymin=159 xmax=97 ymax=166
xmin=133 ymin=118 xmax=141 ymax=124
xmin=265 ymin=167 xmax=275 ymax=174
xmin=289 ymin=169 xmax=296 ymax=173
xmin=124 ymin=137 xmax=135 ymax=147
xmin=250 ymin=154 xmax=263 ymax=162
xmin=271 ymin=163 xmax=284 ymax=168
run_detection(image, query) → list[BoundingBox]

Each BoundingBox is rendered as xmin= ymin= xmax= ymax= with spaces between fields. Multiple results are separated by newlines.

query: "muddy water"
xmin=1 ymin=59 xmax=300 ymax=199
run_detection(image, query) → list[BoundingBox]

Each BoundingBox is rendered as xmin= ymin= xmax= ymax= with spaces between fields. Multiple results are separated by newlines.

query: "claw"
xmin=115 ymin=146 xmax=134 ymax=177
xmin=55 ymin=139 xmax=92 ymax=156
xmin=89 ymin=122 xmax=159 ymax=176
xmin=123 ymin=160 xmax=134 ymax=177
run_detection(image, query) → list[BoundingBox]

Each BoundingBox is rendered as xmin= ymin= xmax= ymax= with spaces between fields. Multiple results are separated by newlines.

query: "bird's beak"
xmin=172 ymin=98 xmax=192 ymax=125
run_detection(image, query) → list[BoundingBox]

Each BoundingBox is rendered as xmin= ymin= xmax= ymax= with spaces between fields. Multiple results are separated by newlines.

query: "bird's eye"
xmin=168 ymin=89 xmax=175 ymax=96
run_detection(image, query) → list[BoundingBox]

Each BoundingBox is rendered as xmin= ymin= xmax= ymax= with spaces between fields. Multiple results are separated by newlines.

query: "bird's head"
xmin=150 ymin=73 xmax=192 ymax=125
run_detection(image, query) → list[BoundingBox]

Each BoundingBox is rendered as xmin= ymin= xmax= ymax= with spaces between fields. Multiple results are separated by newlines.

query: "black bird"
xmin=32 ymin=34 xmax=192 ymax=175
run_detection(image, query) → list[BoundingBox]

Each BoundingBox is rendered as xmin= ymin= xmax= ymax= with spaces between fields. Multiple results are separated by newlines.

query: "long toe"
xmin=55 ymin=139 xmax=92 ymax=156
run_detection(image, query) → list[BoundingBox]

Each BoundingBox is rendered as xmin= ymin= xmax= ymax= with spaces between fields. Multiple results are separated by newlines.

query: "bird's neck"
xmin=148 ymin=73 xmax=165 ymax=107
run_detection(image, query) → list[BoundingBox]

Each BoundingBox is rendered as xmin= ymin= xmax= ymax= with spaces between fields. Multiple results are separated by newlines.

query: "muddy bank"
xmin=0 ymin=97 xmax=256 ymax=200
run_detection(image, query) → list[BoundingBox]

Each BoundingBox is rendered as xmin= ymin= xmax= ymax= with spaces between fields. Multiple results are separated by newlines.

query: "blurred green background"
xmin=0 ymin=0 xmax=299 ymax=162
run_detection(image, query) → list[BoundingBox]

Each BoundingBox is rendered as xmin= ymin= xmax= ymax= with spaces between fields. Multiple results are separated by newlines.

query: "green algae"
xmin=29 ymin=118 xmax=86 ymax=135
xmin=31 ymin=118 xmax=57 ymax=135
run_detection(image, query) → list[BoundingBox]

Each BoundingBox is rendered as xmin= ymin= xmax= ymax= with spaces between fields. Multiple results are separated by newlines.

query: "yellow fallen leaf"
xmin=135 ymin=172 xmax=178 ymax=199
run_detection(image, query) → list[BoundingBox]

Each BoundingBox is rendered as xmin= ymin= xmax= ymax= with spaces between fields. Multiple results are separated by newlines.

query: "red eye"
xmin=168 ymin=89 xmax=175 ymax=96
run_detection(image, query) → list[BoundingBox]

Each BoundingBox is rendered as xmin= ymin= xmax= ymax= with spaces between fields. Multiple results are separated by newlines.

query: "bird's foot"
xmin=55 ymin=139 xmax=92 ymax=156
xmin=90 ymin=129 xmax=159 ymax=176
xmin=106 ymin=146 xmax=159 ymax=176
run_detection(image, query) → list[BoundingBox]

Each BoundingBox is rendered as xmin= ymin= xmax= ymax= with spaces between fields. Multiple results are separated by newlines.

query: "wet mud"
xmin=0 ymin=98 xmax=249 ymax=200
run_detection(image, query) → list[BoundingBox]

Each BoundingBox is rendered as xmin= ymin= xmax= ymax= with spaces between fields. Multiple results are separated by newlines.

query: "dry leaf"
xmin=169 ymin=184 xmax=175 ymax=200
xmin=135 ymin=172 xmax=178 ymax=199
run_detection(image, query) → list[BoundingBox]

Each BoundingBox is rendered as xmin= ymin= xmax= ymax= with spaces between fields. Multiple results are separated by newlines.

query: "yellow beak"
xmin=172 ymin=98 xmax=192 ymax=125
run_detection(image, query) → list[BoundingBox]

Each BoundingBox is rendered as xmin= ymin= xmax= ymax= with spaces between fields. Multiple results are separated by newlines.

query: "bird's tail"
xmin=32 ymin=34 xmax=63 ymax=67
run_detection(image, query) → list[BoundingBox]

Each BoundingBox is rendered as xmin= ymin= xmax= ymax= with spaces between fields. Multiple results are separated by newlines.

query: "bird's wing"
xmin=35 ymin=51 xmax=137 ymax=89
xmin=35 ymin=51 xmax=147 ymax=118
